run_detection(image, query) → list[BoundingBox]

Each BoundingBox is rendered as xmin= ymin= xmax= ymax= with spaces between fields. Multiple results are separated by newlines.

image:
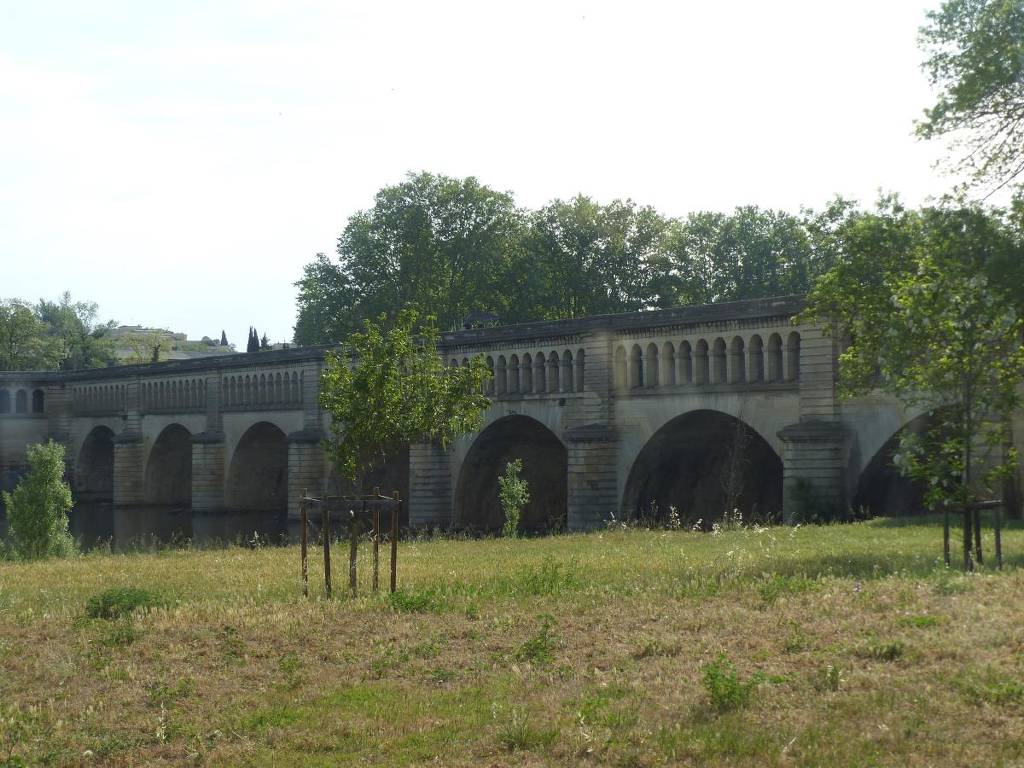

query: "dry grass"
xmin=2 ymin=517 xmax=1024 ymax=766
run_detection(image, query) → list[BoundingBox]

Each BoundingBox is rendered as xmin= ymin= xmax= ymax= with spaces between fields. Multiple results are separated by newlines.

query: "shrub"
xmin=2 ymin=441 xmax=75 ymax=560
xmin=701 ymin=654 xmax=761 ymax=713
xmin=85 ymin=587 xmax=163 ymax=620
xmin=516 ymin=614 xmax=557 ymax=665
xmin=499 ymin=459 xmax=529 ymax=538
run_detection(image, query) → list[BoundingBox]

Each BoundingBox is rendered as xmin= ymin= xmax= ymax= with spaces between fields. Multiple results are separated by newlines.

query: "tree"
xmin=498 ymin=459 xmax=530 ymax=538
xmin=120 ymin=330 xmax=170 ymax=364
xmin=2 ymin=440 xmax=75 ymax=560
xmin=220 ymin=330 xmax=228 ymax=346
xmin=294 ymin=172 xmax=525 ymax=343
xmin=523 ymin=196 xmax=668 ymax=318
xmin=260 ymin=333 xmax=270 ymax=350
xmin=802 ymin=199 xmax=1024 ymax=516
xmin=0 ymin=299 xmax=49 ymax=370
xmin=320 ymin=309 xmax=490 ymax=487
xmin=918 ymin=0 xmax=1024 ymax=195
xmin=246 ymin=327 xmax=259 ymax=353
xmin=35 ymin=292 xmax=115 ymax=370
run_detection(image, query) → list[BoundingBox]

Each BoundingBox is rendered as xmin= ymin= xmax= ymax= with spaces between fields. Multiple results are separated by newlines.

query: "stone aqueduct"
xmin=2 ymin=296 xmax=1017 ymax=530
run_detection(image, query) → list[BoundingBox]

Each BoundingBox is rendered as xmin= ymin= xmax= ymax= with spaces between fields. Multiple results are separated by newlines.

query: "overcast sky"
xmin=1 ymin=0 xmax=953 ymax=345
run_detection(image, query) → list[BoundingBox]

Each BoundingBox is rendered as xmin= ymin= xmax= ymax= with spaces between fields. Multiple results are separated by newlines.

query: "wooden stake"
xmin=349 ymin=505 xmax=359 ymax=597
xmin=963 ymin=507 xmax=973 ymax=572
xmin=942 ymin=504 xmax=950 ymax=567
xmin=973 ymin=506 xmax=983 ymax=565
xmin=390 ymin=491 xmax=399 ymax=593
xmin=323 ymin=502 xmax=332 ymax=596
xmin=373 ymin=487 xmax=380 ymax=593
xmin=995 ymin=503 xmax=1003 ymax=570
xmin=300 ymin=490 xmax=308 ymax=597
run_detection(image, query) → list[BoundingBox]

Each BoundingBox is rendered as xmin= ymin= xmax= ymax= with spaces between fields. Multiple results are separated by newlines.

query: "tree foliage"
xmin=498 ymin=458 xmax=530 ymax=538
xmin=320 ymin=309 xmax=491 ymax=485
xmin=918 ymin=0 xmax=1024 ymax=194
xmin=2 ymin=441 xmax=75 ymax=560
xmin=0 ymin=292 xmax=115 ymax=371
xmin=803 ymin=198 xmax=1024 ymax=509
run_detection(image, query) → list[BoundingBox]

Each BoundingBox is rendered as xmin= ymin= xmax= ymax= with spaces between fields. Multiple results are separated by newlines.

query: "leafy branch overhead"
xmin=319 ymin=309 xmax=491 ymax=484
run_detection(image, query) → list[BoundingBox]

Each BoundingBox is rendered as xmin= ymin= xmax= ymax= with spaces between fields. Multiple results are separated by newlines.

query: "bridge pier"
xmin=112 ymin=434 xmax=145 ymax=507
xmin=779 ymin=421 xmax=851 ymax=524
xmin=191 ymin=433 xmax=225 ymax=513
xmin=286 ymin=431 xmax=326 ymax=519
xmin=566 ymin=427 xmax=618 ymax=530
xmin=408 ymin=441 xmax=452 ymax=528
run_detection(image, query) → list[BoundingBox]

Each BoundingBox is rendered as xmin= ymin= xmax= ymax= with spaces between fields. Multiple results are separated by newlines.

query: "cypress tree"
xmin=220 ymin=329 xmax=228 ymax=346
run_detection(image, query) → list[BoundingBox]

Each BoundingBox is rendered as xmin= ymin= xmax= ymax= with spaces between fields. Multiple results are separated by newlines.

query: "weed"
xmin=813 ymin=663 xmax=843 ymax=692
xmin=701 ymin=654 xmax=760 ymax=713
xmin=219 ymin=625 xmax=245 ymax=661
xmin=633 ymin=638 xmax=682 ymax=659
xmin=147 ymin=677 xmax=195 ymax=708
xmin=85 ymin=587 xmax=163 ymax=620
xmin=933 ymin=572 xmax=973 ymax=596
xmin=494 ymin=706 xmax=557 ymax=752
xmin=516 ymin=614 xmax=557 ymax=665
xmin=100 ymin=619 xmax=138 ymax=647
xmin=781 ymin=622 xmax=809 ymax=654
xmin=0 ymin=704 xmax=39 ymax=768
xmin=858 ymin=639 xmax=905 ymax=662
xmin=957 ymin=666 xmax=1024 ymax=706
xmin=388 ymin=587 xmax=444 ymax=613
xmin=278 ymin=652 xmax=303 ymax=689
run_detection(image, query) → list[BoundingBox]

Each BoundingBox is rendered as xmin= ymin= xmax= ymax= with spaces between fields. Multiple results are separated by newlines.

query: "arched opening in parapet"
xmin=622 ymin=410 xmax=783 ymax=527
xmin=31 ymin=389 xmax=44 ymax=414
xmin=226 ymin=422 xmax=288 ymax=513
xmin=76 ymin=426 xmax=115 ymax=502
xmin=455 ymin=416 xmax=567 ymax=535
xmin=852 ymin=414 xmax=933 ymax=517
xmin=144 ymin=424 xmax=192 ymax=508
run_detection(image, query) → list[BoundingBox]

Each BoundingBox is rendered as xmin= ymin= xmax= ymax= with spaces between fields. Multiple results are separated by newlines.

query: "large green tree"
xmin=918 ymin=0 xmax=1024 ymax=194
xmin=0 ymin=300 xmax=50 ymax=370
xmin=35 ymin=292 xmax=115 ymax=370
xmin=295 ymin=172 xmax=525 ymax=344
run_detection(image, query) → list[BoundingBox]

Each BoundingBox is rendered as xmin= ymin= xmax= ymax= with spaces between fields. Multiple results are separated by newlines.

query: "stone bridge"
xmin=2 ymin=296 xmax=1017 ymax=531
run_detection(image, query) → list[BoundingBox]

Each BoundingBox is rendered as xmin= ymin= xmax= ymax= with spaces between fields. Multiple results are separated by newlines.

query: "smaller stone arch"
xmin=645 ymin=342 xmax=659 ymax=388
xmin=629 ymin=344 xmax=643 ymax=389
xmin=0 ymin=389 xmax=10 ymax=414
xmin=729 ymin=336 xmax=746 ymax=384
xmin=485 ymin=356 xmax=496 ymax=395
xmin=575 ymin=348 xmax=585 ymax=392
xmin=711 ymin=338 xmax=727 ymax=384
xmin=695 ymin=340 xmax=709 ymax=384
xmin=533 ymin=352 xmax=547 ymax=394
xmin=547 ymin=351 xmax=560 ymax=393
xmin=786 ymin=331 xmax=801 ymax=382
xmin=748 ymin=334 xmax=765 ymax=383
xmin=561 ymin=350 xmax=574 ymax=393
xmin=521 ymin=353 xmax=533 ymax=393
xmin=496 ymin=355 xmax=508 ymax=396
xmin=679 ymin=341 xmax=693 ymax=384
xmin=661 ymin=342 xmax=676 ymax=386
xmin=275 ymin=372 xmax=283 ymax=403
xmin=14 ymin=389 xmax=27 ymax=414
xmin=292 ymin=371 xmax=301 ymax=403
xmin=509 ymin=354 xmax=520 ymax=393
xmin=767 ymin=333 xmax=783 ymax=382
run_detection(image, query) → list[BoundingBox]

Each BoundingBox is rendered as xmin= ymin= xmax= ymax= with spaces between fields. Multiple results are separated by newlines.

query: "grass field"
xmin=2 ymin=517 xmax=1024 ymax=766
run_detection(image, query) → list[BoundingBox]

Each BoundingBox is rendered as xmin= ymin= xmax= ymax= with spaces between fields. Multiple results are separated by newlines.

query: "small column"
xmin=408 ymin=440 xmax=452 ymax=528
xmin=566 ymin=425 xmax=619 ymax=531
xmin=287 ymin=429 xmax=325 ymax=520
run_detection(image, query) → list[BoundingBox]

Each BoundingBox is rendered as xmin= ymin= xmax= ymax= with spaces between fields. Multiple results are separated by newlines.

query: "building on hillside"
xmin=106 ymin=326 xmax=239 ymax=363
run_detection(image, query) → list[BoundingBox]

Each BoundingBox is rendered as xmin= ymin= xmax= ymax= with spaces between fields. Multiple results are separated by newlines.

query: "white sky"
xmin=1 ymin=0 xmax=953 ymax=345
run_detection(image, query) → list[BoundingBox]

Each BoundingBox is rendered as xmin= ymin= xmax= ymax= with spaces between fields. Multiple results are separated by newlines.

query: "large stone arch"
xmin=225 ymin=421 xmax=288 ymax=513
xmin=76 ymin=425 xmax=116 ymax=502
xmin=852 ymin=412 xmax=934 ymax=517
xmin=143 ymin=424 xmax=193 ymax=508
xmin=622 ymin=409 xmax=783 ymax=527
xmin=454 ymin=415 xmax=567 ymax=534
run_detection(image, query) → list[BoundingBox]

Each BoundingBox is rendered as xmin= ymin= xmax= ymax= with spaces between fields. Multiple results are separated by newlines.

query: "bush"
xmin=85 ymin=587 xmax=163 ymax=620
xmin=701 ymin=654 xmax=761 ymax=713
xmin=498 ymin=459 xmax=529 ymax=538
xmin=1 ymin=441 xmax=75 ymax=560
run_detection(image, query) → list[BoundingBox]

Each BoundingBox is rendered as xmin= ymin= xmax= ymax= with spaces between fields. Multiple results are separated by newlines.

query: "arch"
xmin=614 ymin=346 xmax=627 ymax=390
xmin=786 ymin=331 xmax=801 ymax=382
xmin=14 ymin=389 xmax=27 ymax=414
xmin=694 ymin=340 xmax=709 ymax=384
xmin=485 ymin=356 xmax=495 ymax=395
xmin=291 ymin=371 xmax=300 ymax=403
xmin=852 ymin=413 xmax=933 ymax=517
xmin=0 ymin=390 xmax=9 ymax=413
xmin=748 ymin=335 xmax=765 ymax=383
xmin=144 ymin=424 xmax=193 ymax=508
xmin=767 ymin=333 xmax=783 ymax=382
xmin=521 ymin=353 xmax=534 ymax=393
xmin=547 ymin=351 xmax=560 ymax=393
xmin=226 ymin=422 xmax=288 ymax=513
xmin=575 ymin=348 xmax=585 ymax=392
xmin=275 ymin=372 xmax=283 ymax=403
xmin=661 ymin=342 xmax=676 ymax=387
xmin=728 ymin=336 xmax=746 ymax=384
xmin=75 ymin=426 xmax=115 ymax=502
xmin=454 ymin=415 xmax=567 ymax=534
xmin=495 ymin=355 xmax=508 ymax=396
xmin=622 ymin=410 xmax=783 ymax=527
xmin=31 ymin=388 xmax=44 ymax=414
xmin=561 ymin=350 xmax=574 ymax=393
xmin=711 ymin=338 xmax=727 ymax=384
xmin=645 ymin=343 xmax=659 ymax=388
xmin=533 ymin=352 xmax=546 ymax=394
xmin=678 ymin=341 xmax=693 ymax=384
xmin=509 ymin=354 xmax=520 ymax=394
xmin=629 ymin=344 xmax=643 ymax=389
